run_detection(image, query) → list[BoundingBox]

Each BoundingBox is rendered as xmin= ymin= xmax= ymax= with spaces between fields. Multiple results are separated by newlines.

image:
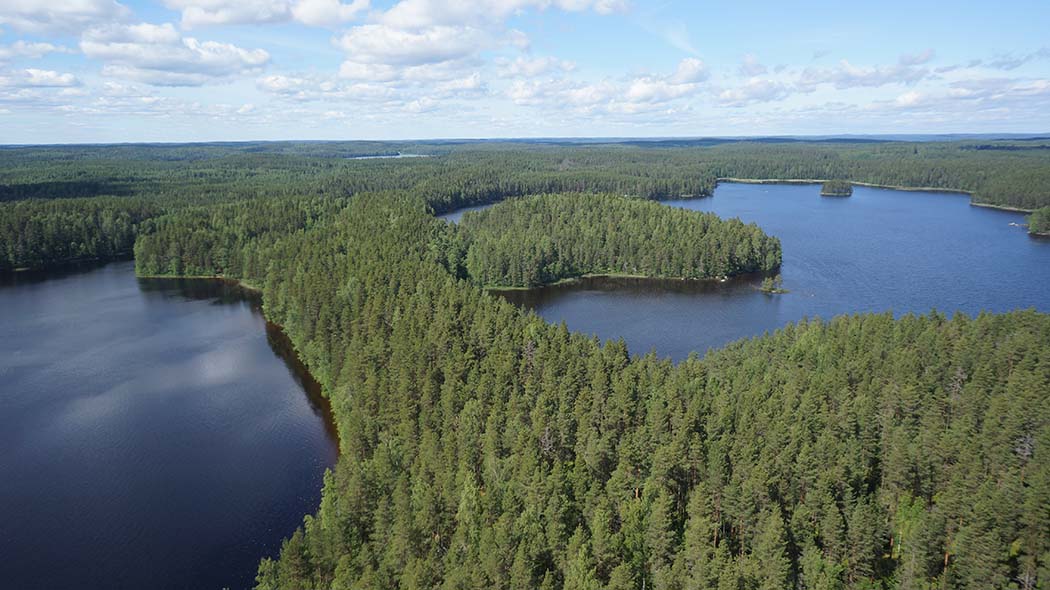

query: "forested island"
xmin=442 ymin=193 xmax=781 ymax=288
xmin=2 ymin=140 xmax=1050 ymax=590
xmin=1030 ymin=207 xmax=1050 ymax=236
xmin=821 ymin=180 xmax=853 ymax=196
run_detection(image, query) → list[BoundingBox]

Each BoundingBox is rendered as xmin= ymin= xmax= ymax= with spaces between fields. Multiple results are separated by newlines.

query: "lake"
xmin=446 ymin=183 xmax=1050 ymax=360
xmin=0 ymin=262 xmax=338 ymax=590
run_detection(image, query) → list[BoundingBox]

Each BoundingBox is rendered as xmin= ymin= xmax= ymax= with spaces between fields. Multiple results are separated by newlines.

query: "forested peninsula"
xmin=2 ymin=140 xmax=1049 ymax=590
xmin=441 ymin=193 xmax=781 ymax=288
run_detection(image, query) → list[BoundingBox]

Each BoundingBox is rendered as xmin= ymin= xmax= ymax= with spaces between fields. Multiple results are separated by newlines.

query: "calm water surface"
xmin=0 ymin=261 xmax=338 ymax=590
xmin=446 ymin=183 xmax=1050 ymax=360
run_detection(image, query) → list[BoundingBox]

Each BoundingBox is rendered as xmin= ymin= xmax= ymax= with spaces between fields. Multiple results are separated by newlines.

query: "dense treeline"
xmin=134 ymin=197 xmax=346 ymax=277
xmin=821 ymin=179 xmax=853 ymax=196
xmin=3 ymin=139 xmax=1050 ymax=270
xmin=0 ymin=197 xmax=161 ymax=270
xmin=1030 ymin=207 xmax=1050 ymax=235
xmin=132 ymin=194 xmax=1049 ymax=590
xmin=441 ymin=193 xmax=780 ymax=287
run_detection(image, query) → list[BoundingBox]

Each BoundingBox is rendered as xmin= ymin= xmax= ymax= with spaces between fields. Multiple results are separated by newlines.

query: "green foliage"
xmin=449 ymin=193 xmax=781 ymax=287
xmin=3 ymin=139 xmax=1050 ymax=270
xmin=821 ymin=180 xmax=853 ymax=196
xmin=119 ymin=194 xmax=1049 ymax=590
xmin=760 ymin=274 xmax=787 ymax=294
xmin=0 ymin=197 xmax=161 ymax=270
xmin=3 ymin=140 xmax=1049 ymax=589
xmin=1029 ymin=207 xmax=1050 ymax=235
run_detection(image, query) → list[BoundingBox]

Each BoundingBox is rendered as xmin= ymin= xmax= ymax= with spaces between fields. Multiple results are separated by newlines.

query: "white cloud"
xmin=0 ymin=0 xmax=129 ymax=34
xmin=894 ymin=90 xmax=924 ymax=107
xmin=0 ymin=41 xmax=72 ymax=61
xmin=670 ymin=57 xmax=707 ymax=84
xmin=497 ymin=55 xmax=575 ymax=78
xmin=738 ymin=54 xmax=767 ymax=77
xmin=291 ymin=0 xmax=369 ymax=26
xmin=798 ymin=59 xmax=930 ymax=91
xmin=379 ymin=0 xmax=625 ymax=29
xmin=81 ymin=23 xmax=270 ymax=86
xmin=0 ymin=68 xmax=80 ymax=88
xmin=718 ymin=78 xmax=787 ymax=106
xmin=335 ymin=24 xmax=489 ymax=66
xmin=506 ymin=58 xmax=705 ymax=114
xmin=163 ymin=0 xmax=369 ymax=28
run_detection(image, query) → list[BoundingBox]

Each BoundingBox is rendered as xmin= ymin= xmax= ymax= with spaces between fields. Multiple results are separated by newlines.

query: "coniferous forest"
xmin=445 ymin=193 xmax=781 ymax=287
xmin=1030 ymin=207 xmax=1050 ymax=236
xmin=3 ymin=138 xmax=1050 ymax=271
xmin=2 ymin=140 xmax=1049 ymax=590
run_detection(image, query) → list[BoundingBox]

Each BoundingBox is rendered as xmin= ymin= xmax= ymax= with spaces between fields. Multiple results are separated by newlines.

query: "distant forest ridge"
xmin=2 ymin=138 xmax=1050 ymax=270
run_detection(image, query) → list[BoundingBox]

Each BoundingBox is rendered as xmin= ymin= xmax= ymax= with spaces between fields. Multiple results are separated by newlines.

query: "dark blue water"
xmin=475 ymin=183 xmax=1050 ymax=360
xmin=438 ymin=202 xmax=496 ymax=224
xmin=0 ymin=262 xmax=338 ymax=590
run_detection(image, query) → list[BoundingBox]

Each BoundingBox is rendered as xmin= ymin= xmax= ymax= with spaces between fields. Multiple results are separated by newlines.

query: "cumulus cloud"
xmin=718 ymin=78 xmax=788 ymax=106
xmin=291 ymin=0 xmax=369 ymax=26
xmin=798 ymin=59 xmax=930 ymax=91
xmin=0 ymin=41 xmax=72 ymax=61
xmin=0 ymin=68 xmax=80 ymax=88
xmin=335 ymin=24 xmax=488 ymax=67
xmin=496 ymin=55 xmax=575 ymax=78
xmin=81 ymin=23 xmax=270 ymax=86
xmin=0 ymin=0 xmax=129 ymax=34
xmin=505 ymin=58 xmax=706 ymax=115
xmin=379 ymin=0 xmax=625 ymax=29
xmin=163 ymin=0 xmax=369 ymax=28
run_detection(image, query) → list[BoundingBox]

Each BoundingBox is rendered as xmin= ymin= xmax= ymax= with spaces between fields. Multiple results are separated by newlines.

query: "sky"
xmin=1 ymin=0 xmax=1049 ymax=143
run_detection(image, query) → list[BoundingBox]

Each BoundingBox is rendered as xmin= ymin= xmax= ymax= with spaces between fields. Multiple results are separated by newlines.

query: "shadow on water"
xmin=0 ymin=259 xmax=122 ymax=288
xmin=265 ymin=322 xmax=341 ymax=449
xmin=137 ymin=274 xmax=341 ymax=450
xmin=492 ymin=272 xmax=767 ymax=310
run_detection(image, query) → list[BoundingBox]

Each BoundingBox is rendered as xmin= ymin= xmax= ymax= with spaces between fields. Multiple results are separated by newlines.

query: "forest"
xmin=821 ymin=180 xmax=853 ymax=196
xmin=3 ymin=140 xmax=1050 ymax=589
xmin=1030 ymin=207 xmax=1050 ymax=236
xmin=129 ymin=190 xmax=1050 ymax=590
xmin=2 ymin=139 xmax=1050 ymax=270
xmin=441 ymin=193 xmax=781 ymax=288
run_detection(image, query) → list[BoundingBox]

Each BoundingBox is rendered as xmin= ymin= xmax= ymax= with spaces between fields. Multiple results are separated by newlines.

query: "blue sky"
xmin=1 ymin=0 xmax=1049 ymax=142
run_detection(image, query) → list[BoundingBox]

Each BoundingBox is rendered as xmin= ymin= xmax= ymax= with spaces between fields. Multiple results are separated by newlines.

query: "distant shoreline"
xmin=714 ymin=178 xmax=1034 ymax=213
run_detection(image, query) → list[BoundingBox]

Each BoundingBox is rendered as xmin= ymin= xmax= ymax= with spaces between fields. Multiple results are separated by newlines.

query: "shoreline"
xmin=485 ymin=270 xmax=764 ymax=291
xmin=137 ymin=269 xmax=339 ymax=451
xmin=714 ymin=177 xmax=1034 ymax=213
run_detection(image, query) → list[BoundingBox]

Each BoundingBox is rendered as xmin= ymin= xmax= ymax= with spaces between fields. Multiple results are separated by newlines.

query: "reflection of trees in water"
xmin=492 ymin=271 xmax=769 ymax=310
xmin=265 ymin=322 xmax=340 ymax=450
xmin=137 ymin=275 xmax=262 ymax=308
xmin=139 ymin=273 xmax=342 ymax=451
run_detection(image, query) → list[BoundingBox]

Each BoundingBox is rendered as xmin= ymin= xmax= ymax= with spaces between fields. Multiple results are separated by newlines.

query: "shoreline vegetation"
xmin=126 ymin=196 xmax=1049 ymax=590
xmin=820 ymin=179 xmax=853 ymax=197
xmin=716 ymin=177 xmax=1031 ymax=211
xmin=1028 ymin=206 xmax=1050 ymax=236
xmin=483 ymin=271 xmax=739 ymax=291
xmin=3 ymin=140 xmax=1050 ymax=589
xmin=4 ymin=140 xmax=1050 ymax=272
xmin=445 ymin=193 xmax=781 ymax=289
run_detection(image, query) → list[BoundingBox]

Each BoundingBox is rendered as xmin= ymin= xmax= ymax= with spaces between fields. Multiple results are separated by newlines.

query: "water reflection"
xmin=0 ymin=262 xmax=338 ymax=590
